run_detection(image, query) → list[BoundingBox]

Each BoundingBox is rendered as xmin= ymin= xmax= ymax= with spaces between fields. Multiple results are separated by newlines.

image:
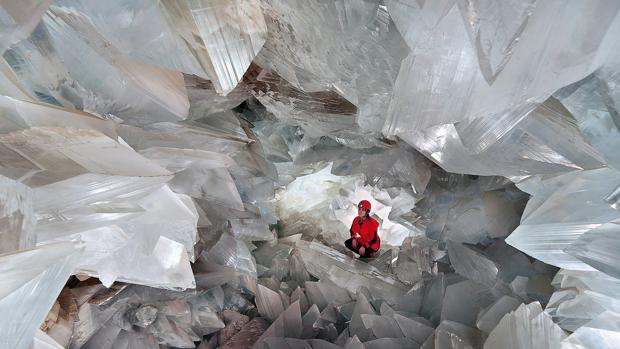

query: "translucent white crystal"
xmin=546 ymin=269 xmax=620 ymax=332
xmin=454 ymin=1 xmax=618 ymax=154
xmin=561 ymin=311 xmax=620 ymax=349
xmin=441 ymin=280 xmax=494 ymax=327
xmin=393 ymin=313 xmax=434 ymax=344
xmin=564 ymin=222 xmax=620 ymax=280
xmin=53 ymin=0 xmax=207 ymax=78
xmin=257 ymin=0 xmax=407 ymax=134
xmin=348 ymin=292 xmax=376 ymax=341
xmin=254 ymin=301 xmax=302 ymax=348
xmin=309 ymin=339 xmax=341 ymax=349
xmin=0 ymin=126 xmax=198 ymax=289
xmin=296 ymin=240 xmax=408 ymax=304
xmin=300 ymin=304 xmax=320 ymax=339
xmin=251 ymin=69 xmax=359 ymax=139
xmin=33 ymin=329 xmax=64 ymax=349
xmin=0 ymin=174 xmax=34 ymax=254
xmin=38 ymin=184 xmax=198 ymax=290
xmin=0 ymin=0 xmax=52 ymax=53
xmin=0 ymin=95 xmax=117 ymax=137
xmin=160 ymin=0 xmax=267 ymax=95
xmin=484 ymin=302 xmax=566 ymax=349
xmin=384 ymin=5 xmax=479 ymax=138
xmin=392 ymin=103 xmax=607 ymax=177
xmin=256 ymin=284 xmax=285 ymax=322
xmin=5 ymin=7 xmax=189 ymax=124
xmin=456 ymin=0 xmax=537 ymax=84
xmin=447 ymin=240 xmax=499 ymax=288
xmin=0 ymin=242 xmax=82 ymax=349
xmin=117 ymin=120 xmax=259 ymax=174
xmin=385 ymin=0 xmax=455 ymax=51
xmin=361 ymin=314 xmax=404 ymax=339
xmin=507 ymin=168 xmax=620 ymax=270
xmin=435 ymin=320 xmax=484 ymax=349
xmin=384 ymin=0 xmax=620 ymax=174
xmin=554 ymin=52 xmax=620 ymax=171
xmin=206 ymin=233 xmax=256 ymax=276
xmin=0 ymin=59 xmax=33 ymax=101
xmin=476 ymin=296 xmax=521 ymax=334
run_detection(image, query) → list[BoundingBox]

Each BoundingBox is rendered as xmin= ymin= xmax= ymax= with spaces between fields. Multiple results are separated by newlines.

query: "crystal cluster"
xmin=0 ymin=1 xmax=618 ymax=349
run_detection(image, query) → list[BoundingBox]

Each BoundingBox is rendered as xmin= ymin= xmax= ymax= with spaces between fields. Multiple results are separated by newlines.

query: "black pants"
xmin=345 ymin=238 xmax=376 ymax=258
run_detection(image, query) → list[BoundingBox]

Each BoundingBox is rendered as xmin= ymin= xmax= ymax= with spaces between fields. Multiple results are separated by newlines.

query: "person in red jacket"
xmin=345 ymin=200 xmax=380 ymax=258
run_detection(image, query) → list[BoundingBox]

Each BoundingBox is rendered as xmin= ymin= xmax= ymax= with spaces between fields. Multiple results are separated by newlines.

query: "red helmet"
xmin=358 ymin=200 xmax=371 ymax=211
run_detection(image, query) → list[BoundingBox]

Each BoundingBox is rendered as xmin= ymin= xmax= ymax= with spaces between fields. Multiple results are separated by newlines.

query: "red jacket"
xmin=350 ymin=216 xmax=380 ymax=250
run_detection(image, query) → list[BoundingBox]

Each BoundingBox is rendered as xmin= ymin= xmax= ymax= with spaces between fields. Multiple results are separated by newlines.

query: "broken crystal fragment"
xmin=126 ymin=304 xmax=159 ymax=328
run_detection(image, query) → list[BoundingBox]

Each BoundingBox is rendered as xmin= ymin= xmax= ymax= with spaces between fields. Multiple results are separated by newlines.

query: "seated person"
xmin=344 ymin=200 xmax=380 ymax=258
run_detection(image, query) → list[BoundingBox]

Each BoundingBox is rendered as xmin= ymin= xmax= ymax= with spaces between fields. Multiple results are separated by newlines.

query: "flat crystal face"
xmin=0 ymin=0 xmax=619 ymax=348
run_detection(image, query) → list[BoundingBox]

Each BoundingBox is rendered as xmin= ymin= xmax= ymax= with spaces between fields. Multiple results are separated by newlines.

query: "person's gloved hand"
xmin=354 ymin=233 xmax=361 ymax=239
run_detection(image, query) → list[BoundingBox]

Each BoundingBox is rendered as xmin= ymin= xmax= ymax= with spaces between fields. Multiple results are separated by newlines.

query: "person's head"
xmin=357 ymin=200 xmax=371 ymax=218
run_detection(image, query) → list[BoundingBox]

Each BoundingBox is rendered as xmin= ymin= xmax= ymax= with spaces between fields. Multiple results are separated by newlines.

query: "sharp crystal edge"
xmin=506 ymin=167 xmax=620 ymax=270
xmin=484 ymin=302 xmax=566 ymax=349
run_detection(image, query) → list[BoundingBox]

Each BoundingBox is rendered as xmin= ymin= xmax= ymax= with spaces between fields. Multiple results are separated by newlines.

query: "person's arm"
xmin=350 ymin=217 xmax=357 ymax=238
